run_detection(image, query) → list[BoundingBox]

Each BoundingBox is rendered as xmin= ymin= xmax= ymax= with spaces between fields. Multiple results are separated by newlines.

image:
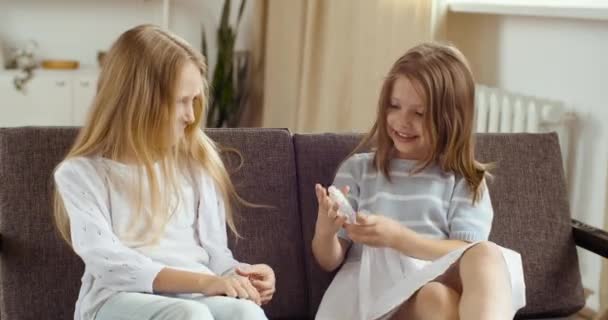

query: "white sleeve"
xmin=196 ymin=172 xmax=240 ymax=276
xmin=54 ymin=159 xmax=165 ymax=293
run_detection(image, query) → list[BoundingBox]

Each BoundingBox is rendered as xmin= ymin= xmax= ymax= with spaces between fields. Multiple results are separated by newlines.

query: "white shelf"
xmin=0 ymin=67 xmax=100 ymax=76
xmin=447 ymin=0 xmax=608 ymax=21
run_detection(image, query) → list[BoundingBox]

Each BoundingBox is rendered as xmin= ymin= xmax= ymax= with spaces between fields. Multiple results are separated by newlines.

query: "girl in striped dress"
xmin=312 ymin=42 xmax=526 ymax=320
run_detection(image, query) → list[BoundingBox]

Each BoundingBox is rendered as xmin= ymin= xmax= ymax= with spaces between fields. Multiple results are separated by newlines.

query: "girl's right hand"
xmin=200 ymin=274 xmax=262 ymax=305
xmin=314 ymin=184 xmax=348 ymax=237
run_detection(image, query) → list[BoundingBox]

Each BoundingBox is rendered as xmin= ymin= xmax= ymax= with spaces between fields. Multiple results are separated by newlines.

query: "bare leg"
xmin=458 ymin=241 xmax=513 ymax=320
xmin=391 ymin=282 xmax=460 ymax=320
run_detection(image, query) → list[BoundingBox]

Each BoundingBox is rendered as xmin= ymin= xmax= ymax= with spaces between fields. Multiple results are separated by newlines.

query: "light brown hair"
xmin=355 ymin=42 xmax=489 ymax=202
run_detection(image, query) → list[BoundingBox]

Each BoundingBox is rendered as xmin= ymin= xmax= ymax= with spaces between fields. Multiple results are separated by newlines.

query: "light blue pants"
xmin=95 ymin=292 xmax=268 ymax=320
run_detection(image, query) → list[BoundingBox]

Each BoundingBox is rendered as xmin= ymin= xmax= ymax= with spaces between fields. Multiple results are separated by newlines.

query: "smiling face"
xmin=367 ymin=43 xmax=482 ymax=187
xmin=385 ymin=76 xmax=431 ymax=160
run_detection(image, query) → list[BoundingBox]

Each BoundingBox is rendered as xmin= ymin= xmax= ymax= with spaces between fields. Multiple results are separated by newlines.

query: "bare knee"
xmin=394 ymin=282 xmax=459 ymax=320
xmin=462 ymin=241 xmax=504 ymax=267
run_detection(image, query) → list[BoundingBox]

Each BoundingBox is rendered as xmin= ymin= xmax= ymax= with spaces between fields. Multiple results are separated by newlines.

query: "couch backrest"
xmin=292 ymin=133 xmax=364 ymax=316
xmin=206 ymin=129 xmax=309 ymax=318
xmin=293 ymin=132 xmax=584 ymax=318
xmin=0 ymin=127 xmax=309 ymax=320
xmin=0 ymin=127 xmax=82 ymax=320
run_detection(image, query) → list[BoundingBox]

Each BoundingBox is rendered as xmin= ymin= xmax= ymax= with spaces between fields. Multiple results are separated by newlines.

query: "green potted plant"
xmin=203 ymin=0 xmax=250 ymax=128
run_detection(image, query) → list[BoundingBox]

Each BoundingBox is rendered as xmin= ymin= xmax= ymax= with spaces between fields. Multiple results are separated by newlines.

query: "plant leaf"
xmin=201 ymin=25 xmax=208 ymax=59
xmin=220 ymin=0 xmax=231 ymax=31
xmin=236 ymin=0 xmax=247 ymax=32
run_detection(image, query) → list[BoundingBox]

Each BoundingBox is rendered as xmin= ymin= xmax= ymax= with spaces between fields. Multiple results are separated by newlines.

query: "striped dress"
xmin=315 ymin=153 xmax=526 ymax=320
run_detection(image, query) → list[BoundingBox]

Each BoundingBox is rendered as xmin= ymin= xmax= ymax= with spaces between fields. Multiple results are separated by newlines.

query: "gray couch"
xmin=0 ymin=127 xmax=606 ymax=319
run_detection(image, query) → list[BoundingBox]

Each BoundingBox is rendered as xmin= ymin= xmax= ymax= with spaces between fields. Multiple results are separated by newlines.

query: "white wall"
xmin=169 ymin=0 xmax=254 ymax=76
xmin=448 ymin=12 xmax=608 ymax=311
xmin=0 ymin=0 xmax=253 ymax=73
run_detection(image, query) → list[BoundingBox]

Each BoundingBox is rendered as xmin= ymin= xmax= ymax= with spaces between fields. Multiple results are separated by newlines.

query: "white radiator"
xmin=474 ymin=84 xmax=575 ymax=181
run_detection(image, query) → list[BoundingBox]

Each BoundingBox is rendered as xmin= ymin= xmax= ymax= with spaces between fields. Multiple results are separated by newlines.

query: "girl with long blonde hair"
xmin=312 ymin=43 xmax=526 ymax=320
xmin=54 ymin=24 xmax=274 ymax=320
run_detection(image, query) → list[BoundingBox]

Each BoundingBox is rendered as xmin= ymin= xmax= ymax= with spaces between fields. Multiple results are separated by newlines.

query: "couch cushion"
xmin=293 ymin=133 xmax=364 ymax=316
xmin=476 ymin=133 xmax=584 ymax=318
xmin=0 ymin=127 xmax=82 ymax=320
xmin=206 ymin=128 xmax=309 ymax=319
xmin=0 ymin=127 xmax=309 ymax=320
xmin=294 ymin=132 xmax=584 ymax=319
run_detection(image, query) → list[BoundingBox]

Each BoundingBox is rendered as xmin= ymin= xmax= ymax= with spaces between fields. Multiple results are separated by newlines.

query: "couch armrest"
xmin=572 ymin=219 xmax=608 ymax=258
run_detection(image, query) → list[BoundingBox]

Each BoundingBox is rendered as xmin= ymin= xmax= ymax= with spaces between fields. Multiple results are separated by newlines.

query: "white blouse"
xmin=54 ymin=156 xmax=240 ymax=320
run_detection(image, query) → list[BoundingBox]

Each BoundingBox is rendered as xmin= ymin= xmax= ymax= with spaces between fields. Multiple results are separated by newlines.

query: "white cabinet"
xmin=28 ymin=74 xmax=73 ymax=126
xmin=0 ymin=69 xmax=99 ymax=127
xmin=0 ymin=73 xmax=31 ymax=127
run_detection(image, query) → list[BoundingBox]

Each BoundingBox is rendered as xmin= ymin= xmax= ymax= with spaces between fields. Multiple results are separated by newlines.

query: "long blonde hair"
xmin=54 ymin=24 xmax=240 ymax=244
xmin=354 ymin=42 xmax=489 ymax=202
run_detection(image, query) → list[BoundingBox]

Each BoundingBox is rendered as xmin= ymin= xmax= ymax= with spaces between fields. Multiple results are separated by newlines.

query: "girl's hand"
xmin=314 ymin=184 xmax=348 ymax=237
xmin=200 ymin=274 xmax=262 ymax=305
xmin=236 ymin=264 xmax=276 ymax=305
xmin=345 ymin=212 xmax=409 ymax=249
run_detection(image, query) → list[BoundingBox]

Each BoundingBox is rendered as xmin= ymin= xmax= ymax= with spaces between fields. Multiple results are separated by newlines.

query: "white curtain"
xmin=261 ymin=0 xmax=441 ymax=133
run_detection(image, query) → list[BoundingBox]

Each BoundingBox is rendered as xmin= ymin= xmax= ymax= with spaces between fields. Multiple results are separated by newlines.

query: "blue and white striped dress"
xmin=315 ymin=153 xmax=526 ymax=320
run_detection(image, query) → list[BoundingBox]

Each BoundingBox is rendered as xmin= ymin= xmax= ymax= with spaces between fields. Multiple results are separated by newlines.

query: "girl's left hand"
xmin=235 ymin=264 xmax=276 ymax=305
xmin=344 ymin=213 xmax=407 ymax=249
